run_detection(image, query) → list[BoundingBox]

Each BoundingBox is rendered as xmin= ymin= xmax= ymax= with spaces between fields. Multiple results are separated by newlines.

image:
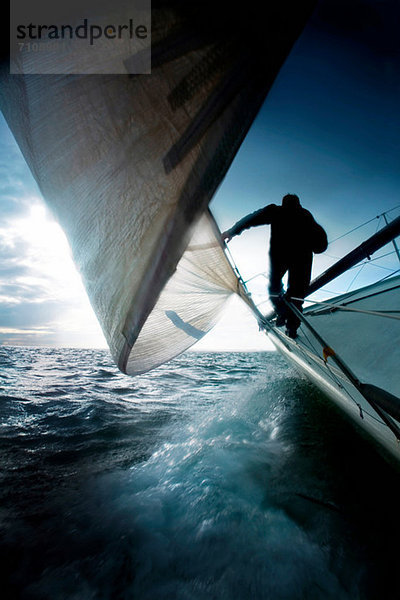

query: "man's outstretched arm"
xmin=221 ymin=204 xmax=275 ymax=242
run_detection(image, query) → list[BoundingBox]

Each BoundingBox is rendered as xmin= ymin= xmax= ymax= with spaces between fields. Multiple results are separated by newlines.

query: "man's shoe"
xmin=275 ymin=315 xmax=286 ymax=327
xmin=285 ymin=327 xmax=298 ymax=339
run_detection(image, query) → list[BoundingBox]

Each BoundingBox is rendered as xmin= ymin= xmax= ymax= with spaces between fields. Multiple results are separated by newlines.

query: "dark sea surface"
xmin=1 ymin=347 xmax=400 ymax=600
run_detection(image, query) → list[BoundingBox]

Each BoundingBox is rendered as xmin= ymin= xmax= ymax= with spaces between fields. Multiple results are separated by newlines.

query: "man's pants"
xmin=268 ymin=252 xmax=313 ymax=332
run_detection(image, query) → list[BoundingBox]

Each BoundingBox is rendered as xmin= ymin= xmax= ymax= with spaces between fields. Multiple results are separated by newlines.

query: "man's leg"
xmin=285 ymin=253 xmax=313 ymax=336
xmin=268 ymin=256 xmax=288 ymax=325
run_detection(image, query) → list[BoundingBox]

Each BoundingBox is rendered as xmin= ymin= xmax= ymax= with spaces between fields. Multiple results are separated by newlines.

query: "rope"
xmin=282 ymin=297 xmax=400 ymax=440
xmin=315 ymin=271 xmax=400 ymax=308
xmin=286 ymin=296 xmax=400 ymax=321
xmin=329 ymin=215 xmax=380 ymax=244
xmin=373 ymin=267 xmax=400 ymax=283
xmin=360 ymin=248 xmax=398 ymax=263
xmin=363 ymin=262 xmax=399 ymax=273
xmin=274 ymin=301 xmax=390 ymax=427
xmin=328 ymin=204 xmax=400 ymax=245
xmin=345 ymin=261 xmax=366 ymax=292
xmin=243 ymin=273 xmax=268 ymax=284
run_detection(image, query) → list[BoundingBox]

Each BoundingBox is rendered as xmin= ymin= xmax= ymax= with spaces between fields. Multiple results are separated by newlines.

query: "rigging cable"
xmin=315 ymin=268 xmax=400 ymax=305
xmin=328 ymin=204 xmax=400 ymax=245
xmin=291 ymin=297 xmax=400 ymax=321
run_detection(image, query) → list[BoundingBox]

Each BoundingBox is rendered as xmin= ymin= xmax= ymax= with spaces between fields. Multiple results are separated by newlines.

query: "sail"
xmin=0 ymin=1 xmax=316 ymax=373
xmin=301 ymin=275 xmax=400 ymax=399
xmin=125 ymin=211 xmax=242 ymax=374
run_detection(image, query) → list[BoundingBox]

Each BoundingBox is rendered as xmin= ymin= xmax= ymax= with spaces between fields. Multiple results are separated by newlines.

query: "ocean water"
xmin=1 ymin=347 xmax=400 ymax=600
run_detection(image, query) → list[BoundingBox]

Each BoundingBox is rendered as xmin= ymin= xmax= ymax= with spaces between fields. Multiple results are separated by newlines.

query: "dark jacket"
xmin=229 ymin=203 xmax=327 ymax=257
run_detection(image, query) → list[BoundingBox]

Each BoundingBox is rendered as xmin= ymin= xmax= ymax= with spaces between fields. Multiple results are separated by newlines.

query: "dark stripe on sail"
xmin=167 ymin=41 xmax=238 ymax=111
xmin=163 ymin=53 xmax=252 ymax=174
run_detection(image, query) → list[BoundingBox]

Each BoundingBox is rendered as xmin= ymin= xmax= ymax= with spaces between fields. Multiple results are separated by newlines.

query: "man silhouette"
xmin=222 ymin=194 xmax=327 ymax=338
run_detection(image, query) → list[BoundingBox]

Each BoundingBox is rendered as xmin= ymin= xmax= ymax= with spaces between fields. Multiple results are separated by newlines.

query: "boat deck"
xmin=265 ymin=274 xmax=400 ymax=464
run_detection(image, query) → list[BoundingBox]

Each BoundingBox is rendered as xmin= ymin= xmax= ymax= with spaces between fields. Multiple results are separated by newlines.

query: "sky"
xmin=1 ymin=0 xmax=400 ymax=353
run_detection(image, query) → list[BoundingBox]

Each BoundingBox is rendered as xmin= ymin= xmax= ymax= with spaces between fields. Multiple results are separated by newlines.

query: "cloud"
xmin=0 ymin=299 xmax=63 ymax=328
xmin=0 ymin=213 xmax=72 ymax=345
xmin=0 ymin=204 xmax=106 ymax=346
xmin=0 ymin=118 xmax=107 ymax=348
xmin=0 ymin=116 xmax=41 ymax=220
xmin=0 ymin=220 xmax=106 ymax=345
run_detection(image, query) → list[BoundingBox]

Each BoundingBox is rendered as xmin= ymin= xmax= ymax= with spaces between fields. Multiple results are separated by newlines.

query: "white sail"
xmin=301 ymin=277 xmax=400 ymax=399
xmin=124 ymin=211 xmax=241 ymax=374
xmin=0 ymin=1 xmax=315 ymax=373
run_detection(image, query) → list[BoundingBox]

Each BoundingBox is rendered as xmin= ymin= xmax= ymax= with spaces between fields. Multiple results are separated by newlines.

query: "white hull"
xmin=264 ymin=275 xmax=400 ymax=464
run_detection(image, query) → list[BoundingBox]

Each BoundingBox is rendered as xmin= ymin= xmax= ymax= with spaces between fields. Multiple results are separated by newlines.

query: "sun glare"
xmin=2 ymin=199 xmax=274 ymax=351
xmin=2 ymin=200 xmax=107 ymax=347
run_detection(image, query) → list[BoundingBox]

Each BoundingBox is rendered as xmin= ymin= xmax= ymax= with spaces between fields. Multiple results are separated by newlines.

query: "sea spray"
xmin=0 ymin=347 xmax=398 ymax=599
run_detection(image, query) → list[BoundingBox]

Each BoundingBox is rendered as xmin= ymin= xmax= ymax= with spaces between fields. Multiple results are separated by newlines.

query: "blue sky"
xmin=0 ymin=116 xmax=104 ymax=347
xmin=213 ymin=0 xmax=400 ymax=232
xmin=1 ymin=0 xmax=400 ymax=350
xmin=208 ymin=0 xmax=400 ymax=339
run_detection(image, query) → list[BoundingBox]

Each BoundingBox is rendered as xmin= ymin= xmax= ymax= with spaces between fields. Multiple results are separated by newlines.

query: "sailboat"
xmin=236 ymin=214 xmax=400 ymax=464
xmin=1 ymin=1 xmax=400 ymax=462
